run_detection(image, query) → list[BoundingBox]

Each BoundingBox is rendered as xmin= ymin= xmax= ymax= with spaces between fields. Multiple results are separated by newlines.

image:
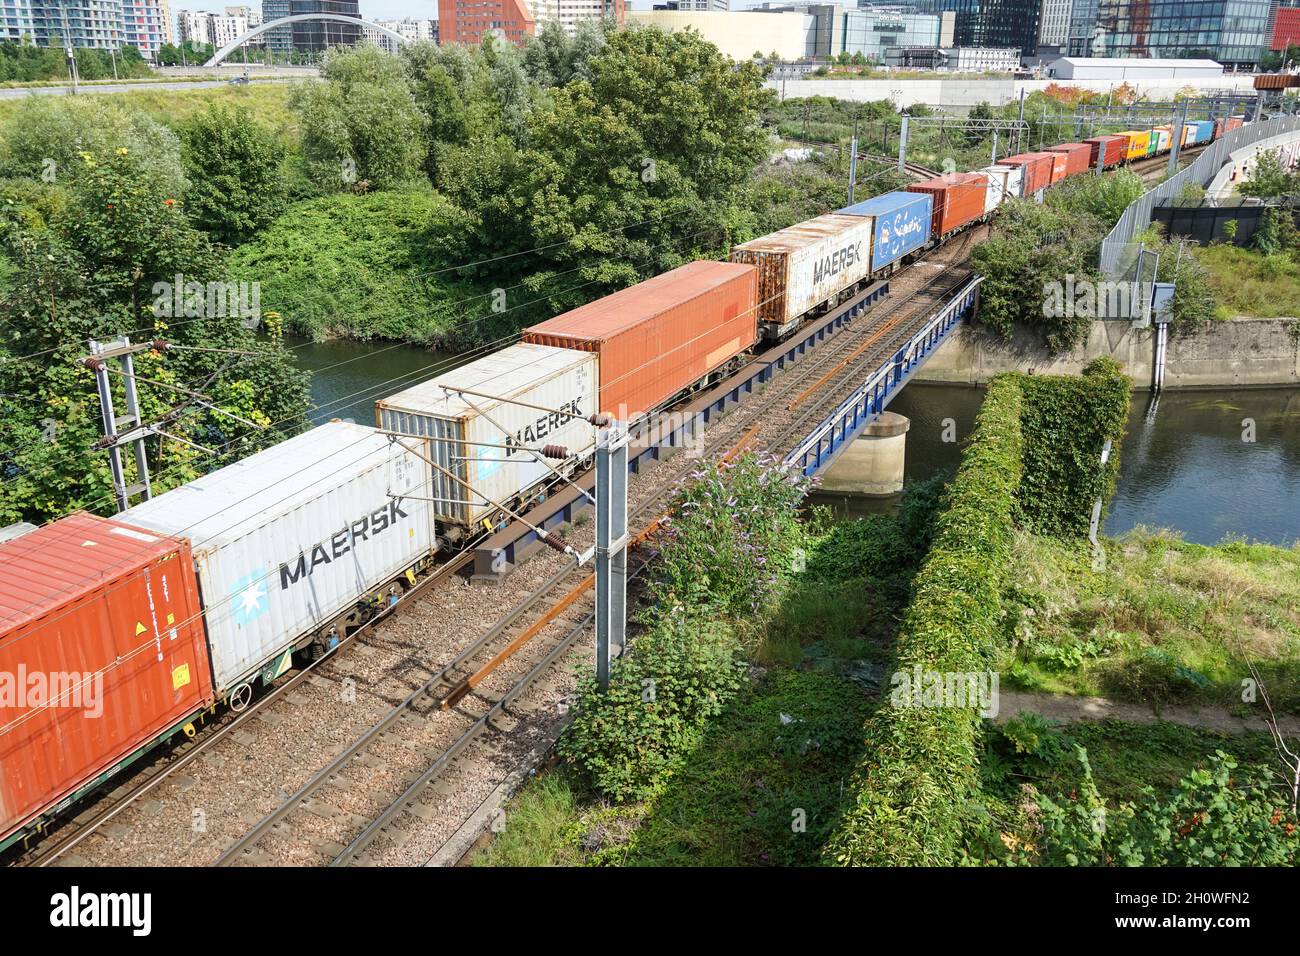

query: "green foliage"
xmin=0 ymin=40 xmax=151 ymax=82
xmin=1197 ymin=241 xmax=1300 ymax=318
xmin=228 ymin=189 xmax=469 ymax=342
xmin=291 ymin=44 xmax=429 ymax=191
xmin=180 ymin=104 xmax=287 ymax=246
xmin=1251 ymin=207 xmax=1299 ymax=255
xmin=971 ymin=196 xmax=1105 ymax=353
xmin=562 ymin=454 xmax=809 ymax=801
xmin=826 ymin=377 xmax=1025 ymax=866
xmin=1033 ymin=749 xmax=1299 ymax=866
xmin=0 ymin=147 xmax=309 ymax=522
xmin=0 ymin=96 xmax=187 ymax=196
xmin=1238 ymin=148 xmax=1299 ymax=200
xmin=1012 ymin=357 xmax=1131 ymax=537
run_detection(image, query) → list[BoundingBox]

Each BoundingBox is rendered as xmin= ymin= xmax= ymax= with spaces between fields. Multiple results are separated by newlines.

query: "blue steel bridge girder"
xmin=783 ymin=275 xmax=984 ymax=480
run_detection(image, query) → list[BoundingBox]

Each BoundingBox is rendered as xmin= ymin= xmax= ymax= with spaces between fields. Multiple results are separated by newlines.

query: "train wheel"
xmin=229 ymin=683 xmax=253 ymax=713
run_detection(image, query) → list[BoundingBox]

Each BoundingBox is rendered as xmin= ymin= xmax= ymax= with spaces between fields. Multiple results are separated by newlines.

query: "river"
xmin=288 ymin=337 xmax=1300 ymax=547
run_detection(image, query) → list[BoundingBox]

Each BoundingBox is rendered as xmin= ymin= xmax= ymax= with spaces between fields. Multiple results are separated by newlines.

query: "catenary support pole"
xmin=594 ymin=424 xmax=628 ymax=692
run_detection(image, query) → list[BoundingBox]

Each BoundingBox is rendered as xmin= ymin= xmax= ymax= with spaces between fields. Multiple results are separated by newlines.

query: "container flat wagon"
xmin=0 ymin=514 xmax=214 ymax=851
xmin=729 ymin=214 xmax=876 ymax=341
xmin=523 ymin=261 xmax=757 ymax=421
xmin=121 ymin=422 xmax=436 ymax=703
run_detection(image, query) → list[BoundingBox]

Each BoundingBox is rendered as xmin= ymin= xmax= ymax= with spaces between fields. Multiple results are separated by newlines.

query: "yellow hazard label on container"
xmin=135 ymin=621 xmax=147 ymax=636
xmin=172 ymin=664 xmax=191 ymax=690
xmin=166 ymin=612 xmax=175 ymax=625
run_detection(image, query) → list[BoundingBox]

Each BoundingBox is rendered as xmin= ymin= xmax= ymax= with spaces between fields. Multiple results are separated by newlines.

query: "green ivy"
xmin=1013 ymin=357 xmax=1131 ymax=537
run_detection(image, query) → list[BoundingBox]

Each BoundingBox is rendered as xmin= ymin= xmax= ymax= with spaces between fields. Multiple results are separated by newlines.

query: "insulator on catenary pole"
xmin=540 ymin=444 xmax=568 ymax=460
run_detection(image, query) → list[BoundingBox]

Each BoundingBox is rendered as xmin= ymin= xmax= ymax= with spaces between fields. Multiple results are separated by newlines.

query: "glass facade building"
xmin=288 ymin=0 xmax=360 ymax=51
xmin=841 ymin=8 xmax=944 ymax=61
xmin=1067 ymin=0 xmax=1273 ymax=69
xmin=913 ymin=0 xmax=1044 ymax=56
xmin=261 ymin=0 xmax=292 ymax=51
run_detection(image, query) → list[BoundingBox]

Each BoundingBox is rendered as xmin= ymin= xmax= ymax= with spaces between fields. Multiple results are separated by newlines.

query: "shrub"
xmin=825 ymin=376 xmax=1025 ymax=865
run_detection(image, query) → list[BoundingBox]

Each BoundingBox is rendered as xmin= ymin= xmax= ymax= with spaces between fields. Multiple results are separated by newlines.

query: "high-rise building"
xmin=288 ymin=0 xmax=360 ymax=51
xmin=912 ymin=0 xmax=1043 ymax=57
xmin=260 ymin=0 xmax=291 ymax=51
xmin=1037 ymin=0 xmax=1072 ymax=47
xmin=1269 ymin=1 xmax=1300 ymax=50
xmin=1 ymin=0 xmax=171 ymax=57
xmin=1065 ymin=0 xmax=1272 ymax=70
xmin=531 ymin=0 xmax=626 ymax=35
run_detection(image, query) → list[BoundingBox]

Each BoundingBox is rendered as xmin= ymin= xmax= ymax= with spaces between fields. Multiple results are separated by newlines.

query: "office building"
xmin=1065 ymin=0 xmax=1272 ymax=70
xmin=912 ymin=0 xmax=1043 ymax=56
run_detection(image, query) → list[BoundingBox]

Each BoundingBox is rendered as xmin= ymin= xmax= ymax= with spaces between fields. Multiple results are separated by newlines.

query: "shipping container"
xmin=906 ymin=173 xmax=988 ymax=237
xmin=121 ymin=422 xmax=434 ymax=697
xmin=0 ymin=514 xmax=213 ymax=849
xmin=729 ymin=214 xmax=876 ymax=340
xmin=1195 ymin=120 xmax=1215 ymax=145
xmin=836 ymin=191 xmax=933 ymax=272
xmin=1084 ymin=135 xmax=1126 ymax=169
xmin=1225 ymin=116 xmax=1244 ymax=132
xmin=1119 ymin=131 xmax=1150 ymax=161
xmin=972 ymin=167 xmax=1008 ymax=214
xmin=524 ymin=261 xmax=756 ymax=417
xmin=1212 ymin=118 xmax=1224 ymax=140
xmin=1046 ymin=143 xmax=1091 ymax=178
xmin=999 ymin=153 xmax=1056 ymax=195
xmin=1152 ymin=126 xmax=1172 ymax=153
xmin=1048 ymin=151 xmax=1070 ymax=183
xmin=1180 ymin=123 xmax=1196 ymax=147
xmin=1145 ymin=131 xmax=1160 ymax=157
xmin=379 ymin=345 xmax=597 ymax=531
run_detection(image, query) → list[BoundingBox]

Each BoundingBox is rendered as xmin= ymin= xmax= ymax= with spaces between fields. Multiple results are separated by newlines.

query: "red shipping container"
xmin=0 ymin=514 xmax=213 ymax=849
xmin=906 ymin=173 xmax=988 ymax=237
xmin=1047 ymin=143 xmax=1092 ymax=178
xmin=1225 ymin=116 xmax=1244 ymax=132
xmin=522 ymin=260 xmax=758 ymax=420
xmin=1084 ymin=135 xmax=1127 ymax=169
xmin=1000 ymin=153 xmax=1056 ymax=194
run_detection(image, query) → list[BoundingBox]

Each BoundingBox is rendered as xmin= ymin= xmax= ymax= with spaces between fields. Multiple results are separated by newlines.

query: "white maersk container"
xmin=375 ymin=343 xmax=598 ymax=530
xmin=978 ymin=165 xmax=1023 ymax=211
xmin=120 ymin=422 xmax=433 ymax=696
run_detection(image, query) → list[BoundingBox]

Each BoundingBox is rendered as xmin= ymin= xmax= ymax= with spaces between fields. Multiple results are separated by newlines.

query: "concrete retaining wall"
xmin=912 ymin=317 xmax=1300 ymax=388
xmin=768 ymin=75 xmax=1261 ymax=111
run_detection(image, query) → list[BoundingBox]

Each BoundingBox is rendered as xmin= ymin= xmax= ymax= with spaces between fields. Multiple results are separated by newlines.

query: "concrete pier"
xmin=819 ymin=412 xmax=910 ymax=496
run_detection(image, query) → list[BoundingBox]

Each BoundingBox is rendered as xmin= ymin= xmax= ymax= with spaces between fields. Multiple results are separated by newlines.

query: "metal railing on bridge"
xmin=783 ymin=274 xmax=983 ymax=478
xmin=1099 ymin=115 xmax=1300 ymax=277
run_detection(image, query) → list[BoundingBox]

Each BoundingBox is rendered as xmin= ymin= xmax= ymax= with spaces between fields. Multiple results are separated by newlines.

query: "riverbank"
xmin=913 ymin=316 xmax=1300 ymax=388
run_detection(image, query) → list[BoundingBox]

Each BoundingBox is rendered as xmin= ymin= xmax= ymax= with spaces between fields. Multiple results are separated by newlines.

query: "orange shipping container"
xmin=0 ymin=514 xmax=213 ymax=849
xmin=906 ymin=173 xmax=987 ymax=237
xmin=523 ymin=260 xmax=758 ymax=421
xmin=1000 ymin=153 xmax=1056 ymax=194
xmin=1047 ymin=143 xmax=1091 ymax=178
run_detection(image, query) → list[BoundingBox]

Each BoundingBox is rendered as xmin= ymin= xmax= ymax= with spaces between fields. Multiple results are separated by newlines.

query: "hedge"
xmin=1014 ymin=357 xmax=1132 ymax=537
xmin=825 ymin=376 xmax=1025 ymax=865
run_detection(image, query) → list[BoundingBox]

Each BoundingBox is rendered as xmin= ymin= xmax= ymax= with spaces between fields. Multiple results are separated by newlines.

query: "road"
xmin=0 ymin=77 xmax=297 ymax=99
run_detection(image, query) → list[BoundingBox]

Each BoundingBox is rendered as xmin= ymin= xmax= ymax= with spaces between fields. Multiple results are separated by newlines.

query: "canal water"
xmin=289 ymin=337 xmax=1300 ymax=547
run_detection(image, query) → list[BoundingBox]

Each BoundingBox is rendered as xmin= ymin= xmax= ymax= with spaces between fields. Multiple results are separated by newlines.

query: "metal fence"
xmin=1099 ymin=115 xmax=1300 ymax=277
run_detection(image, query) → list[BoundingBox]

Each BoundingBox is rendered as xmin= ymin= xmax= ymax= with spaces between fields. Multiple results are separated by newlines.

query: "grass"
xmin=0 ymin=82 xmax=301 ymax=136
xmin=1197 ymin=243 xmax=1300 ymax=318
xmin=1002 ymin=527 xmax=1300 ymax=714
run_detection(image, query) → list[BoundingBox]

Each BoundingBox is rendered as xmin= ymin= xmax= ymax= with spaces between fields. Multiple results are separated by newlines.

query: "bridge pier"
xmin=818 ymin=412 xmax=910 ymax=496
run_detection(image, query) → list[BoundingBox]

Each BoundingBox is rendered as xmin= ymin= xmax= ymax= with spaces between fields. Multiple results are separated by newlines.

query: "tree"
xmin=1239 ymin=148 xmax=1298 ymax=199
xmin=291 ymin=45 xmax=428 ymax=191
xmin=180 ymin=104 xmax=287 ymax=246
xmin=0 ymin=148 xmax=309 ymax=523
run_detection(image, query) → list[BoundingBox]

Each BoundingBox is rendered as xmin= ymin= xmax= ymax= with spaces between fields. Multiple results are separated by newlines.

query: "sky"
xmin=359 ymin=0 xmax=671 ymax=18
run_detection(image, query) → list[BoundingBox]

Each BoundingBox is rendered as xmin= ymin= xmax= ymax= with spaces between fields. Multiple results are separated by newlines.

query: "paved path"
xmin=997 ymin=690 xmax=1300 ymax=736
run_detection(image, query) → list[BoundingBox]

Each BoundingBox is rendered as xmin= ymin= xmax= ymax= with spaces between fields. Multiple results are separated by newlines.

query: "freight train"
xmin=0 ymin=110 xmax=1249 ymax=854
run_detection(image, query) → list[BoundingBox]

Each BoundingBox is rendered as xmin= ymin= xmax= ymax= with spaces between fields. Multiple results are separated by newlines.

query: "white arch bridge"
xmin=204 ymin=14 xmax=411 ymax=67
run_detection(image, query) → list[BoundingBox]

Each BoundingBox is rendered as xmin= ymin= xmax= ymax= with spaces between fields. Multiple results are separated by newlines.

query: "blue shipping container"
xmin=1195 ymin=120 xmax=1215 ymax=145
xmin=837 ymin=191 xmax=933 ymax=272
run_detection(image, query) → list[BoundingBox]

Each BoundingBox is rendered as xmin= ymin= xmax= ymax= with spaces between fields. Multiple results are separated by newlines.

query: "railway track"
xmin=15 ymin=226 xmax=982 ymax=869
xmin=210 ymin=229 xmax=985 ymax=868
